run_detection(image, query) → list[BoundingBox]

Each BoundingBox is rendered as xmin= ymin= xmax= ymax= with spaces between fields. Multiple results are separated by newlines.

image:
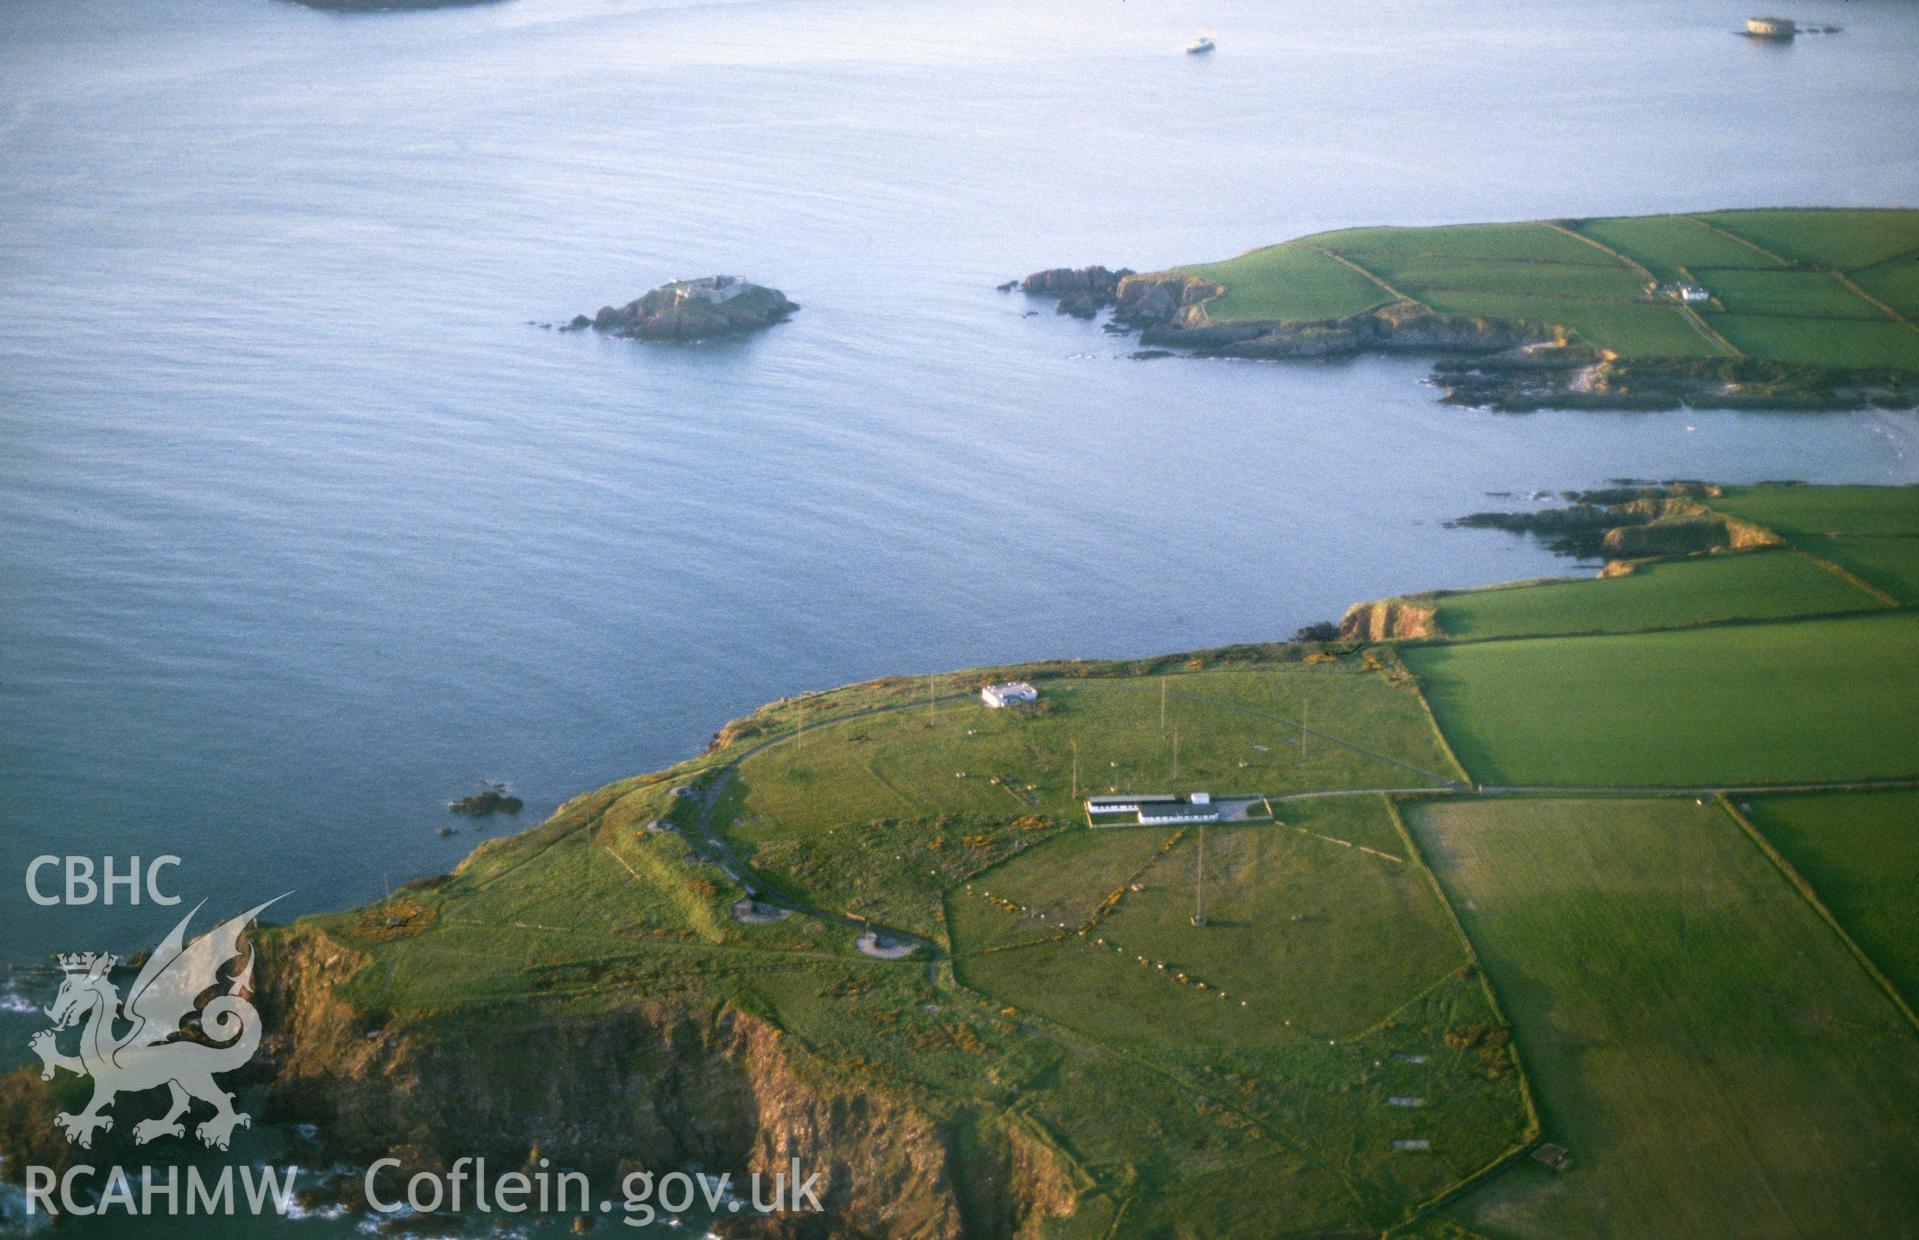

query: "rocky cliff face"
xmin=1336 ymin=599 xmax=1438 ymax=642
xmin=247 ymin=926 xmax=1067 ymax=1237
xmin=1022 ymin=263 xmax=1557 ymax=363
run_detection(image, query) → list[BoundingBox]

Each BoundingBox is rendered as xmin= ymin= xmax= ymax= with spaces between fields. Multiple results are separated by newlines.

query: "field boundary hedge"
xmin=1382 ymin=795 xmax=1543 ymax=1235
xmin=1784 ymin=548 xmax=1903 ymax=608
xmin=1717 ymin=794 xmax=1919 ymax=1036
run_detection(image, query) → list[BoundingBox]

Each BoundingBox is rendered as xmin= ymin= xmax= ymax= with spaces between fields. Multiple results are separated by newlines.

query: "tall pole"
xmin=1071 ymin=740 xmax=1079 ymax=802
xmin=1160 ymin=676 xmax=1167 ymax=732
xmin=1193 ymin=826 xmax=1207 ymax=927
xmin=1172 ymin=726 xmax=1180 ymax=780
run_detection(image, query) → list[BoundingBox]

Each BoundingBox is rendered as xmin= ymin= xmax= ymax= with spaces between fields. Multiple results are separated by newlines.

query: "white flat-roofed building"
xmin=681 ymin=275 xmax=751 ymax=304
xmin=981 ymin=681 xmax=1039 ymax=708
xmin=1085 ymin=794 xmax=1179 ymax=814
xmin=1089 ymin=792 xmax=1219 ymax=825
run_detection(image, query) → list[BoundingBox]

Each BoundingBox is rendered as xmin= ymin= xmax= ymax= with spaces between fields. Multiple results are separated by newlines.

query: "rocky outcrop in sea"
xmin=564 ymin=277 xmax=797 ymax=342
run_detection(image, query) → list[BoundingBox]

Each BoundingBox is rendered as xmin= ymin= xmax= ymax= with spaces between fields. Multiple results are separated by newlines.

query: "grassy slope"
xmin=1745 ymin=790 xmax=1919 ymax=1009
xmin=289 ymin=648 xmax=1520 ymax=1238
xmin=1169 ymin=209 xmax=1919 ymax=368
xmin=1179 ymin=242 xmax=1389 ymax=322
xmin=1429 ymin=549 xmax=1885 ymax=639
xmin=1410 ymin=798 xmax=1919 ymax=1240
xmin=954 ymin=800 xmax=1462 ymax=1049
xmin=715 ymin=663 xmax=1464 ymax=943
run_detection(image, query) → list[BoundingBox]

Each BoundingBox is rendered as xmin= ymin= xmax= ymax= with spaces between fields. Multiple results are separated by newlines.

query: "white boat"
xmin=1186 ymin=32 xmax=1216 ymax=54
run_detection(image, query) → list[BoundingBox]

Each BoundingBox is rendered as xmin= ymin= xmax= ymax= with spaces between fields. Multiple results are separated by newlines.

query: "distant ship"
xmin=1186 ymin=32 xmax=1216 ymax=54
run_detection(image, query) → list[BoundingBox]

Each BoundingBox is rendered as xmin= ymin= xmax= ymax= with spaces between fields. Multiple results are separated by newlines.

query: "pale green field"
xmin=1412 ymin=797 xmax=1919 ymax=1240
xmin=1311 ymin=221 xmax=1607 ymax=264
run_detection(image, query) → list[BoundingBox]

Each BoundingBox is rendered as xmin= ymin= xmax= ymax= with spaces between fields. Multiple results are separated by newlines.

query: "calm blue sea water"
xmin=3 ymin=0 xmax=1917 ymax=981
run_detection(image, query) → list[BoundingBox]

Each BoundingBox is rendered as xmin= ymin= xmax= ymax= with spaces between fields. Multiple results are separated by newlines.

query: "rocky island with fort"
xmin=1018 ymin=208 xmax=1919 ymax=412
xmin=563 ymin=275 xmax=798 ymax=342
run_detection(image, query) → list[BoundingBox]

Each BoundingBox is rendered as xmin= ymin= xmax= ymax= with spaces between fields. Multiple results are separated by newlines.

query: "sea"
xmin=1 ymin=0 xmax=1917 ymax=1229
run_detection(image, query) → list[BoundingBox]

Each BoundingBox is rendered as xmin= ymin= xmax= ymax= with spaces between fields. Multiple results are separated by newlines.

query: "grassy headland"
xmin=1026 ymin=209 xmax=1919 ymax=410
xmin=6 ymin=483 xmax=1919 ymax=1237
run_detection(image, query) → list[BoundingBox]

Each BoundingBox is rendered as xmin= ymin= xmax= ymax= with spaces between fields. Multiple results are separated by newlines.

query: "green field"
xmin=1701 ymin=267 xmax=1888 ymax=319
xmin=1705 ymin=311 xmax=1919 ymax=370
xmin=1573 ymin=214 xmax=1785 ymax=283
xmin=954 ymin=799 xmax=1459 ymax=1048
xmin=1404 ymin=612 xmax=1919 ymax=786
xmin=1428 ymin=549 xmax=1884 ymax=639
xmin=1411 ymin=798 xmax=1919 ymax=1239
xmin=1854 ymin=255 xmax=1919 ymax=318
xmin=1699 ymin=208 xmax=1919 ymax=270
xmin=713 ymin=662 xmax=1463 ymax=941
xmin=1312 ymin=221 xmax=1608 ymax=264
xmin=1163 ymin=210 xmax=1919 ymax=370
xmin=1353 ymin=252 xmax=1648 ymax=301
xmin=1180 ymin=242 xmax=1390 ymax=322
xmin=1416 ymin=289 xmax=1725 ymax=357
xmin=1746 ymin=791 xmax=1919 ymax=1009
xmin=1708 ymin=482 xmax=1919 ymax=536
xmin=1798 ymin=536 xmax=1919 ymax=604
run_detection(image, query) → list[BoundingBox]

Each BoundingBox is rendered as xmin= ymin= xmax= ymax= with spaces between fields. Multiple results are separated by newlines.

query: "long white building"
xmin=1087 ymin=791 xmax=1217 ymax=825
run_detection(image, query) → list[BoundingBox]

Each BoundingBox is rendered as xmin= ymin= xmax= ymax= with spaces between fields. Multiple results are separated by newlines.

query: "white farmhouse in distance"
xmin=981 ymin=681 xmax=1038 ymax=708
xmin=1676 ymin=283 xmax=1710 ymax=303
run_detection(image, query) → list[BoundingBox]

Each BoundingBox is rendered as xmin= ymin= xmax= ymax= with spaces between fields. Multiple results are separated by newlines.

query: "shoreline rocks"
xmin=1015 ymin=263 xmax=1918 ymax=413
xmin=448 ymin=781 xmax=523 ymax=817
xmin=1017 ymin=265 xmax=1134 ymax=318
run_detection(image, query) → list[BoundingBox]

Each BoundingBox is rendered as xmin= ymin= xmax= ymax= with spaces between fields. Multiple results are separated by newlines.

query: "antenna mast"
xmin=1191 ymin=826 xmax=1208 ymax=927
